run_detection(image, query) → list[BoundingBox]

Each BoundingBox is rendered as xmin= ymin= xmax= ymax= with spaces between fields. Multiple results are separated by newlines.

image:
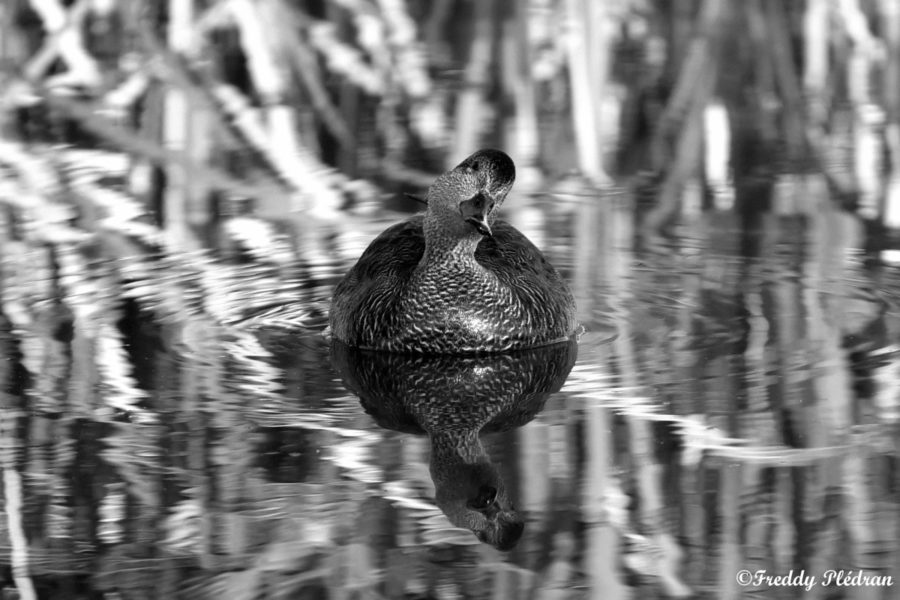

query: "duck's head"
xmin=432 ymin=459 xmax=524 ymax=551
xmin=425 ymin=149 xmax=516 ymax=240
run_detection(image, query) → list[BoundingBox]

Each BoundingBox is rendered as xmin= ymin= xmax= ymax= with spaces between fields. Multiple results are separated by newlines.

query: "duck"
xmin=329 ymin=149 xmax=576 ymax=355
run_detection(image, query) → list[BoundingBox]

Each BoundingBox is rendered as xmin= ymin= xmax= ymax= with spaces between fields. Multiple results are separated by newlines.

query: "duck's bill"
xmin=465 ymin=216 xmax=492 ymax=237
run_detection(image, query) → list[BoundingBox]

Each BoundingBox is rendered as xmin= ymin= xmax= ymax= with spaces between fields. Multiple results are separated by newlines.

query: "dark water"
xmin=2 ymin=192 xmax=899 ymax=599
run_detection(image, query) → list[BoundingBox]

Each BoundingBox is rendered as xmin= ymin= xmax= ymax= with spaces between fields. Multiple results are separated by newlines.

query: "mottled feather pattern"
xmin=331 ymin=216 xmax=575 ymax=353
xmin=329 ymin=339 xmax=578 ymax=550
xmin=331 ymin=339 xmax=579 ymax=434
xmin=329 ymin=148 xmax=576 ymax=355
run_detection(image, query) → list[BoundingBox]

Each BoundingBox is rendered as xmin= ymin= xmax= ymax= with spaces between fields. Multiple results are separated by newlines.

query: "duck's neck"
xmin=428 ymin=427 xmax=504 ymax=531
xmin=422 ymin=213 xmax=482 ymax=264
xmin=429 ymin=427 xmax=485 ymax=464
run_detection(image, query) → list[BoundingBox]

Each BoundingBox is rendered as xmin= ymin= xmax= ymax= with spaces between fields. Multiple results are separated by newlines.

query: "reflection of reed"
xmin=566 ymin=181 xmax=900 ymax=594
xmin=0 ymin=191 xmax=896 ymax=596
xmin=0 ymin=321 xmax=37 ymax=600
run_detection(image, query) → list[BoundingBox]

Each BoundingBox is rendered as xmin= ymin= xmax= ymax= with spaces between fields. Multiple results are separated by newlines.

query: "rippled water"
xmin=2 ymin=191 xmax=899 ymax=599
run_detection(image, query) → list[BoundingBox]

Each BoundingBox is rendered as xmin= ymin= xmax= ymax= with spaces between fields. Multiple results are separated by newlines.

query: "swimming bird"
xmin=329 ymin=149 xmax=576 ymax=354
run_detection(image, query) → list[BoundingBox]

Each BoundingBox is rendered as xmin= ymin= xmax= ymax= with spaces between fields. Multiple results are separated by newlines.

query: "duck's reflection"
xmin=330 ymin=340 xmax=577 ymax=550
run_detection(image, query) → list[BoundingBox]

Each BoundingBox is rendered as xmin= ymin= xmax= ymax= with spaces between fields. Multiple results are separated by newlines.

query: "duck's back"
xmin=330 ymin=215 xmax=576 ymax=354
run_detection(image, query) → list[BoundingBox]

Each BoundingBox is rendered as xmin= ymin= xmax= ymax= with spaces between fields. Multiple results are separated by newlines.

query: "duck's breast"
xmin=474 ymin=220 xmax=576 ymax=341
xmin=330 ymin=217 xmax=575 ymax=353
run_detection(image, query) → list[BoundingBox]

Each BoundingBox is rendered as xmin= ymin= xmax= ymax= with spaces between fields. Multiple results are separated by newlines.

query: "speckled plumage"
xmin=330 ymin=339 xmax=578 ymax=435
xmin=330 ymin=339 xmax=577 ymax=549
xmin=330 ymin=149 xmax=576 ymax=354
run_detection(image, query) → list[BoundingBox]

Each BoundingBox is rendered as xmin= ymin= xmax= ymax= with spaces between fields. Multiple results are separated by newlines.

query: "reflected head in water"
xmin=330 ymin=338 xmax=577 ymax=550
xmin=430 ymin=447 xmax=523 ymax=551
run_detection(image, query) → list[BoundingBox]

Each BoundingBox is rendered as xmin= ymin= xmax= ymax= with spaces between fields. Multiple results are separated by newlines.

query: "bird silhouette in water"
xmin=331 ymin=339 xmax=577 ymax=550
xmin=329 ymin=149 xmax=576 ymax=354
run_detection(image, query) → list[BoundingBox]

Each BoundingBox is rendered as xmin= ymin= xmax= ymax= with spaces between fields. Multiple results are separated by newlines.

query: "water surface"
xmin=2 ymin=190 xmax=899 ymax=599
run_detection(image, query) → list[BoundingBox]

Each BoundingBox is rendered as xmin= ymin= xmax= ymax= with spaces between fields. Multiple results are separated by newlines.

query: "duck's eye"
xmin=467 ymin=485 xmax=497 ymax=510
xmin=464 ymin=193 xmax=493 ymax=212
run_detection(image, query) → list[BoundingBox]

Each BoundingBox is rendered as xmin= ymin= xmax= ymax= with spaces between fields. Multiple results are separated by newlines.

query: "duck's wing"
xmin=342 ymin=216 xmax=425 ymax=281
xmin=475 ymin=220 xmax=576 ymax=335
xmin=475 ymin=220 xmax=564 ymax=282
xmin=330 ymin=216 xmax=425 ymax=344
